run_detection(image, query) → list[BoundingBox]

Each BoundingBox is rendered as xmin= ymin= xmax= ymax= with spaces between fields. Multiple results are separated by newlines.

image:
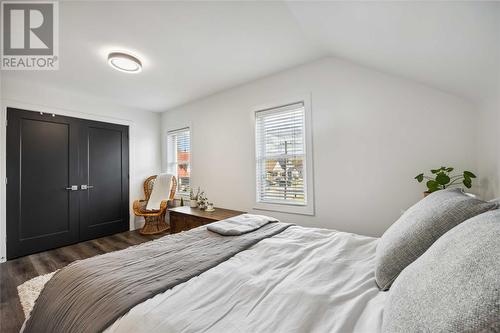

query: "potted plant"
xmin=414 ymin=166 xmax=476 ymax=196
xmin=189 ymin=187 xmax=200 ymax=208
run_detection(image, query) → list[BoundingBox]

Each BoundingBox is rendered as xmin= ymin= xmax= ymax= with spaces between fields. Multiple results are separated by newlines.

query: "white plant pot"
xmin=190 ymin=199 xmax=198 ymax=208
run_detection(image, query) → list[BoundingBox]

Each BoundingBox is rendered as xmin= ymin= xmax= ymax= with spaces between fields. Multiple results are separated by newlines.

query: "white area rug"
xmin=17 ymin=271 xmax=57 ymax=317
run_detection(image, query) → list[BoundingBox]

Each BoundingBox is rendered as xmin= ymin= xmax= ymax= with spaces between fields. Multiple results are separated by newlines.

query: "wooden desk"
xmin=169 ymin=206 xmax=245 ymax=234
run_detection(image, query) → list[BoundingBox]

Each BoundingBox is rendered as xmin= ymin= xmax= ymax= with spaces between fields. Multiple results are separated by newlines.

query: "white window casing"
xmin=166 ymin=127 xmax=191 ymax=196
xmin=254 ymin=97 xmax=314 ymax=215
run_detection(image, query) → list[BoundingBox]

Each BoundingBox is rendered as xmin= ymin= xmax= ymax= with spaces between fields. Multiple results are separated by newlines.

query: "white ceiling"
xmin=2 ymin=1 xmax=499 ymax=112
xmin=287 ymin=1 xmax=500 ymax=104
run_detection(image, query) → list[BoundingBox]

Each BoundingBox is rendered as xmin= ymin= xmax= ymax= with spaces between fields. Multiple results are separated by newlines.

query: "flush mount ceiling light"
xmin=107 ymin=52 xmax=142 ymax=73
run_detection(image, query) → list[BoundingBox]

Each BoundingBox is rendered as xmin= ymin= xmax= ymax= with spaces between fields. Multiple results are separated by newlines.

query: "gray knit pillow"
xmin=375 ymin=188 xmax=497 ymax=290
xmin=382 ymin=210 xmax=500 ymax=332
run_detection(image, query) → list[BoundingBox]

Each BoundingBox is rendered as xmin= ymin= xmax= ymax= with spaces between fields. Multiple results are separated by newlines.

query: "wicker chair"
xmin=133 ymin=175 xmax=177 ymax=235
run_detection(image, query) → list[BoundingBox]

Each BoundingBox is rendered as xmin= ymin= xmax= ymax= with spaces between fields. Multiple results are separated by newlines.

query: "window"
xmin=255 ymin=101 xmax=314 ymax=215
xmin=166 ymin=128 xmax=191 ymax=195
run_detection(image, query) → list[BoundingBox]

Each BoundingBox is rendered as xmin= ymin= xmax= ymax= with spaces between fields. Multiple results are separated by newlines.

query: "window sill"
xmin=254 ymin=201 xmax=314 ymax=216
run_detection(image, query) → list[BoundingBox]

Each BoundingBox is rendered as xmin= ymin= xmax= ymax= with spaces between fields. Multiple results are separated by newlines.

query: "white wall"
xmin=161 ymin=57 xmax=478 ymax=237
xmin=477 ymin=98 xmax=500 ymax=199
xmin=0 ymin=78 xmax=162 ymax=261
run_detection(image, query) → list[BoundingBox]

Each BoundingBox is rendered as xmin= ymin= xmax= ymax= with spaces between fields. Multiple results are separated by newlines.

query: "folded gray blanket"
xmin=22 ymin=222 xmax=291 ymax=333
xmin=207 ymin=213 xmax=278 ymax=235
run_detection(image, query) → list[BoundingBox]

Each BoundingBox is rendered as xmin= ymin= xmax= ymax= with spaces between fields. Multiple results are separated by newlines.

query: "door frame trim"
xmin=1 ymin=99 xmax=137 ymax=262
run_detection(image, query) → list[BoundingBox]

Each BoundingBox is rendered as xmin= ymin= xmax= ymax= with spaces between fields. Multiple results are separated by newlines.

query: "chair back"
xmin=144 ymin=175 xmax=177 ymax=201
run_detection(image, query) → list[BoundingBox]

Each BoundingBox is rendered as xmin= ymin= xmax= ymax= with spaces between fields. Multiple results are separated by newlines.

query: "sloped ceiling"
xmin=286 ymin=1 xmax=500 ymax=104
xmin=2 ymin=1 xmax=499 ymax=112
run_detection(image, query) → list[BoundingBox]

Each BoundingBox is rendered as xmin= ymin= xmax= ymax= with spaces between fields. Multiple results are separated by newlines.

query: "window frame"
xmin=165 ymin=126 xmax=191 ymax=197
xmin=253 ymin=94 xmax=315 ymax=216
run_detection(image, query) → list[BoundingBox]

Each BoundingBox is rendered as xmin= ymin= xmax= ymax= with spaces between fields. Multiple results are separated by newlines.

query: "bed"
xmin=21 ymin=223 xmax=386 ymax=333
xmin=20 ymin=189 xmax=500 ymax=333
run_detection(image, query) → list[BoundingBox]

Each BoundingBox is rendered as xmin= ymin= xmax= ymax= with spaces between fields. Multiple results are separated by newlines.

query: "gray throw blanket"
xmin=23 ymin=223 xmax=291 ymax=333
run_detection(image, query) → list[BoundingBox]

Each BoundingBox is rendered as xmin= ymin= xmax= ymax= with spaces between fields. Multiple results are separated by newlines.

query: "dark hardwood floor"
xmin=0 ymin=230 xmax=163 ymax=333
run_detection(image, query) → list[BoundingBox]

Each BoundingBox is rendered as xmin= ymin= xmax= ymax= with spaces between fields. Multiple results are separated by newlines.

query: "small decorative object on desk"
xmin=205 ymin=203 xmax=214 ymax=212
xmin=198 ymin=191 xmax=209 ymax=210
xmin=414 ymin=166 xmax=476 ymax=197
xmin=189 ymin=187 xmax=200 ymax=208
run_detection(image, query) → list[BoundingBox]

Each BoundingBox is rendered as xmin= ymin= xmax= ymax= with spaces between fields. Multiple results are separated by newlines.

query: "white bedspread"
xmin=106 ymin=226 xmax=386 ymax=333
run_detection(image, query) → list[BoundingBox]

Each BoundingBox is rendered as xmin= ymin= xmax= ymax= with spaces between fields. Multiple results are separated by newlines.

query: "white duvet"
xmin=106 ymin=226 xmax=386 ymax=333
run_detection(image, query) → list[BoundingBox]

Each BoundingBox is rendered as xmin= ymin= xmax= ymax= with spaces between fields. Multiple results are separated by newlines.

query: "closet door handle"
xmin=81 ymin=185 xmax=94 ymax=190
xmin=65 ymin=185 xmax=79 ymax=191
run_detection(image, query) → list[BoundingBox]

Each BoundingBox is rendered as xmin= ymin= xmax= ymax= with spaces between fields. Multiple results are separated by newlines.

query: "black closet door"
xmin=6 ymin=108 xmax=80 ymax=259
xmin=6 ymin=108 xmax=130 ymax=259
xmin=79 ymin=120 xmax=129 ymax=241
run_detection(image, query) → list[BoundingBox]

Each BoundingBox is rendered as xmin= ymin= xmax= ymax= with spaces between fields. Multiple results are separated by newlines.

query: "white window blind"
xmin=255 ymin=102 xmax=307 ymax=206
xmin=166 ymin=128 xmax=191 ymax=194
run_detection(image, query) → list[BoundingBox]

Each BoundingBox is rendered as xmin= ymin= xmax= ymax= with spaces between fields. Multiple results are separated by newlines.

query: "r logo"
xmin=1 ymin=1 xmax=58 ymax=69
xmin=2 ymin=3 xmax=54 ymax=55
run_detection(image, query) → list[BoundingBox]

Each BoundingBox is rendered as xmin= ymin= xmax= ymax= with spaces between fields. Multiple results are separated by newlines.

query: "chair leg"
xmin=140 ymin=215 xmax=169 ymax=235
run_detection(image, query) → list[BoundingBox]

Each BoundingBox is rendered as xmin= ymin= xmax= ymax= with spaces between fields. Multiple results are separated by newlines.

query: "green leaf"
xmin=426 ymin=180 xmax=440 ymax=191
xmin=436 ymin=172 xmax=451 ymax=185
xmin=463 ymin=177 xmax=472 ymax=188
xmin=463 ymin=171 xmax=476 ymax=178
xmin=415 ymin=173 xmax=424 ymax=182
xmin=431 ymin=169 xmax=439 ymax=174
xmin=446 ymin=167 xmax=454 ymax=172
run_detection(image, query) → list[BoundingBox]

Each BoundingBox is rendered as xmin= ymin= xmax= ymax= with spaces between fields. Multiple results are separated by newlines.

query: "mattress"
xmin=106 ymin=226 xmax=386 ymax=333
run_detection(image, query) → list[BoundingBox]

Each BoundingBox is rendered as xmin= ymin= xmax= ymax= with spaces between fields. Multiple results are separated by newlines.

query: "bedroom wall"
xmin=161 ymin=57 xmax=478 ymax=237
xmin=0 ymin=79 xmax=162 ymax=262
xmin=477 ymin=98 xmax=500 ymax=199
